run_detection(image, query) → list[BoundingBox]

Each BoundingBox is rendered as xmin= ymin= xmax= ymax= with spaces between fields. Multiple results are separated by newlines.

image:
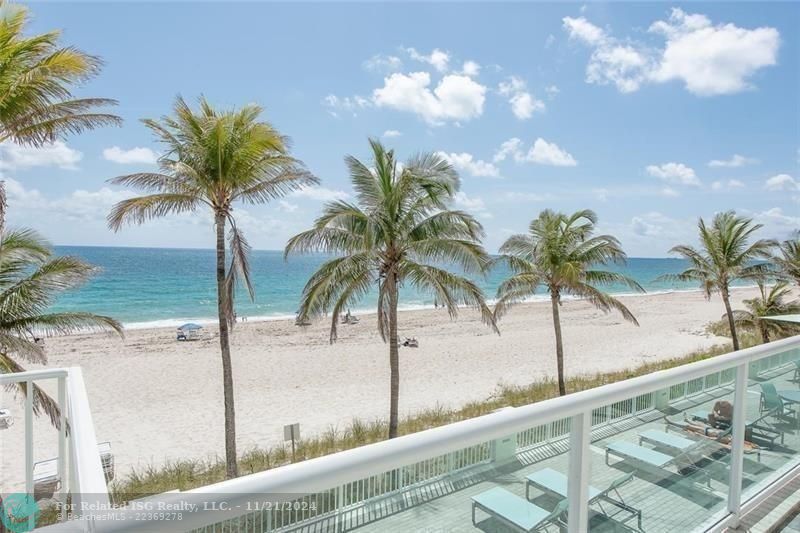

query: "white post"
xmin=568 ymin=412 xmax=591 ymax=533
xmin=727 ymin=363 xmax=748 ymax=525
xmin=25 ymin=378 xmax=34 ymax=531
xmin=25 ymin=379 xmax=34 ymax=495
xmin=58 ymin=375 xmax=67 ymax=511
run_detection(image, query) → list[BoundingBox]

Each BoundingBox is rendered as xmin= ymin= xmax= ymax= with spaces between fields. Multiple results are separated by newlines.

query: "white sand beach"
xmin=0 ymin=286 xmax=772 ymax=492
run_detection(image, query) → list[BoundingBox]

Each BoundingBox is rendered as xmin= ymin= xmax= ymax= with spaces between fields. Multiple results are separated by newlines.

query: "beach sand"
xmin=0 ymin=287 xmax=771 ymax=492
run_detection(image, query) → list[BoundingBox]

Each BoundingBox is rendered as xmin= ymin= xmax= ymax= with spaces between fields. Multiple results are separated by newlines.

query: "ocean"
xmin=49 ymin=246 xmax=732 ymax=329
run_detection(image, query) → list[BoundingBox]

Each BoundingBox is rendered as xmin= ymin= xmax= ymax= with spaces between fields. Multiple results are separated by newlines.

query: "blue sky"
xmin=4 ymin=1 xmax=799 ymax=257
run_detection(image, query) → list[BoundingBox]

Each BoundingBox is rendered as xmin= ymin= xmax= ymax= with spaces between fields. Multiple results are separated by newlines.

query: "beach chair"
xmin=794 ymin=360 xmax=800 ymax=383
xmin=605 ymin=440 xmax=711 ymax=487
xmin=0 ymin=408 xmax=12 ymax=429
xmin=471 ymin=487 xmax=566 ymax=532
xmin=759 ymin=383 xmax=796 ymax=420
xmin=525 ymin=468 xmax=642 ymax=531
xmin=639 ymin=429 xmax=699 ymax=455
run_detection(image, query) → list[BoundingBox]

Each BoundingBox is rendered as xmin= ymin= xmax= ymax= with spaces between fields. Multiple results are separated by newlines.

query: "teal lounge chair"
xmin=759 ymin=383 xmax=796 ymax=419
xmin=526 ymin=468 xmax=642 ymax=531
xmin=639 ymin=429 xmax=699 ymax=455
xmin=471 ymin=487 xmax=566 ymax=532
xmin=605 ymin=441 xmax=711 ymax=487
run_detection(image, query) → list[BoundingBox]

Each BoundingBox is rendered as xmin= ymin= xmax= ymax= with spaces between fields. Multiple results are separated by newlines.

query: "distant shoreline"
xmin=118 ymin=284 xmax=759 ymax=331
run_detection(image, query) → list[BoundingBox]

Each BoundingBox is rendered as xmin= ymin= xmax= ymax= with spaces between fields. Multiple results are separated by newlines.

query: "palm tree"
xmin=494 ymin=209 xmax=643 ymax=396
xmin=731 ymin=279 xmax=800 ymax=343
xmin=107 ymin=97 xmax=317 ymax=479
xmin=285 ymin=139 xmax=497 ymax=439
xmin=0 ymin=228 xmax=122 ymax=425
xmin=665 ymin=211 xmax=775 ymax=351
xmin=774 ymin=232 xmax=800 ymax=287
xmin=0 ymin=1 xmax=120 ymax=232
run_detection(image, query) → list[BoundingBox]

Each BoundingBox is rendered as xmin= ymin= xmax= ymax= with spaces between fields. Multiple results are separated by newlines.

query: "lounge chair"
xmin=759 ymin=383 xmax=796 ymax=420
xmin=471 ymin=487 xmax=566 ymax=532
xmin=525 ymin=468 xmax=642 ymax=531
xmin=605 ymin=440 xmax=711 ymax=487
xmin=794 ymin=360 xmax=800 ymax=383
xmin=639 ymin=429 xmax=699 ymax=455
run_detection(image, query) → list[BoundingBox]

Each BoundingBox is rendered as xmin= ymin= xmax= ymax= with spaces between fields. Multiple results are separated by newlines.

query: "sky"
xmin=4 ymin=1 xmax=799 ymax=257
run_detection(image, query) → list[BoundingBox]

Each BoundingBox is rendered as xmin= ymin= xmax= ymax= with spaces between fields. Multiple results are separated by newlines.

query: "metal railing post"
xmin=727 ymin=363 xmax=748 ymax=526
xmin=58 ymin=375 xmax=67 ymax=512
xmin=25 ymin=378 xmax=34 ymax=531
xmin=568 ymin=412 xmax=591 ymax=533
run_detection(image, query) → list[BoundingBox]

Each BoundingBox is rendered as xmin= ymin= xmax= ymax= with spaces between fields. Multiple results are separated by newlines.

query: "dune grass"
xmin=106 ymin=340 xmax=743 ymax=503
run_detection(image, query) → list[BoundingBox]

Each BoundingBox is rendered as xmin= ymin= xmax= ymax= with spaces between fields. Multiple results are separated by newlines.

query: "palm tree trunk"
xmin=721 ymin=286 xmax=740 ymax=351
xmin=215 ymin=212 xmax=238 ymax=479
xmin=388 ymin=272 xmax=400 ymax=439
xmin=550 ymin=291 xmax=566 ymax=396
xmin=760 ymin=322 xmax=770 ymax=344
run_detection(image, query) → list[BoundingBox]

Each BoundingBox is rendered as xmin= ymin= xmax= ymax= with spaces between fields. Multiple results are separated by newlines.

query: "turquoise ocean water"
xmin=49 ymin=246 xmax=739 ymax=329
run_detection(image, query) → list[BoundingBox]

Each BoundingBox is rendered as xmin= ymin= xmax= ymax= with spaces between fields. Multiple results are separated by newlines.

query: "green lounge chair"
xmin=471 ymin=487 xmax=566 ymax=532
xmin=639 ymin=429 xmax=699 ymax=455
xmin=759 ymin=383 xmax=796 ymax=419
xmin=525 ymin=468 xmax=642 ymax=531
xmin=605 ymin=441 xmax=711 ymax=487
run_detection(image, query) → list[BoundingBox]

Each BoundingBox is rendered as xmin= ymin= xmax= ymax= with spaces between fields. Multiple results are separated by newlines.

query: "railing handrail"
xmin=97 ymin=335 xmax=800 ymax=532
xmin=0 ymin=368 xmax=68 ymax=385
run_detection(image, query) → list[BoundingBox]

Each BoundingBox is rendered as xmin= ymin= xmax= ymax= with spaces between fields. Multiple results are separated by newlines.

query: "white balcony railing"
xmin=8 ymin=335 xmax=800 ymax=532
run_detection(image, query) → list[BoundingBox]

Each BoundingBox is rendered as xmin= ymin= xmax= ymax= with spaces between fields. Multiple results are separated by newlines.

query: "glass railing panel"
xmin=589 ymin=367 xmax=736 ymax=532
xmin=741 ymin=347 xmax=800 ymax=502
xmin=189 ymin=422 xmax=573 ymax=532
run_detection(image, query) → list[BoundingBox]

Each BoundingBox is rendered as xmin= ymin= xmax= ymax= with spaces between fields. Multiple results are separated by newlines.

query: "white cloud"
xmin=493 ymin=138 xmax=523 ymax=163
xmin=407 ymin=48 xmax=450 ymax=72
xmin=292 ymin=185 xmax=351 ymax=202
xmin=5 ymin=178 xmax=134 ymax=222
xmin=545 ymin=34 xmax=556 ymax=49
xmin=711 ymin=179 xmax=745 ymax=191
xmin=564 ymin=9 xmax=779 ymax=96
xmin=527 ymin=138 xmax=577 ymax=166
xmin=372 ymin=72 xmax=486 ymax=125
xmin=103 ymin=146 xmax=157 ymax=165
xmin=453 ymin=191 xmax=491 ymax=218
xmin=631 ymin=216 xmax=662 ymax=236
xmin=437 ymin=151 xmax=500 ymax=178
xmin=563 ymin=16 xmax=607 ymax=45
xmin=382 ymin=129 xmax=402 ymax=138
xmin=323 ymin=94 xmax=371 ymax=117
xmin=278 ymin=200 xmax=298 ymax=213
xmin=646 ymin=162 xmax=700 ymax=186
xmin=708 ymin=154 xmax=758 ymax=167
xmin=751 ymin=207 xmax=800 ymax=238
xmin=363 ymin=54 xmax=403 ymax=72
xmin=764 ymin=174 xmax=798 ymax=191
xmin=660 ymin=187 xmax=680 ymax=197
xmin=545 ymin=85 xmax=560 ymax=97
xmin=649 ymin=9 xmax=780 ymax=96
xmin=493 ymin=137 xmax=577 ymax=167
xmin=0 ymin=141 xmax=82 ymax=170
xmin=497 ymin=76 xmax=545 ymax=120
xmin=593 ymin=188 xmax=609 ymax=202
xmin=461 ymin=60 xmax=481 ymax=77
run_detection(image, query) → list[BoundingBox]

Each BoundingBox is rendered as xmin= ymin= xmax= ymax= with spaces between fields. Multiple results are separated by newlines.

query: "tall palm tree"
xmin=107 ymin=97 xmax=317 ymax=479
xmin=0 ymin=1 xmax=120 ymax=232
xmin=494 ymin=209 xmax=643 ymax=396
xmin=0 ymin=228 xmax=122 ymax=425
xmin=285 ymin=139 xmax=497 ymax=439
xmin=774 ymin=232 xmax=800 ymax=287
xmin=665 ymin=211 xmax=775 ymax=351
xmin=731 ymin=279 xmax=800 ymax=343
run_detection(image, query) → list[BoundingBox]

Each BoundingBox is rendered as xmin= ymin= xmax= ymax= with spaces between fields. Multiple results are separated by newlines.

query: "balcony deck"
xmin=298 ymin=363 xmax=800 ymax=533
